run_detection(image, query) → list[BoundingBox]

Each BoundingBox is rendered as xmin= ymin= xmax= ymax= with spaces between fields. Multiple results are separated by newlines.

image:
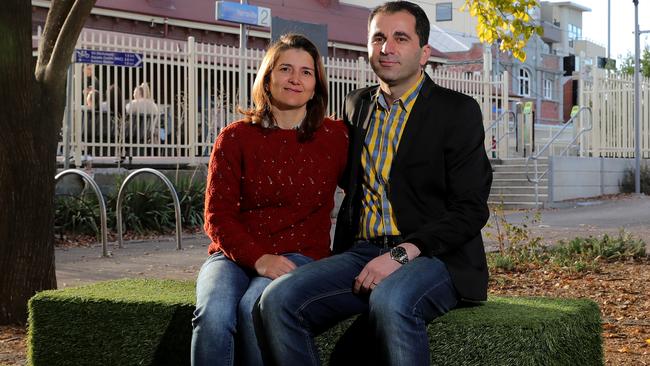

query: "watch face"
xmin=390 ymin=246 xmax=408 ymax=264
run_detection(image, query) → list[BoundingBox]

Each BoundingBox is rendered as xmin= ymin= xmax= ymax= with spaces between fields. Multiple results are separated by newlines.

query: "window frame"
xmin=436 ymin=2 xmax=453 ymax=22
xmin=543 ymin=78 xmax=553 ymax=100
xmin=519 ymin=68 xmax=531 ymax=97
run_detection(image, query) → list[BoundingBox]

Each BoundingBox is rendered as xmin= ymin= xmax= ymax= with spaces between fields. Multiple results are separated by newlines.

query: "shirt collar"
xmin=373 ymin=72 xmax=425 ymax=112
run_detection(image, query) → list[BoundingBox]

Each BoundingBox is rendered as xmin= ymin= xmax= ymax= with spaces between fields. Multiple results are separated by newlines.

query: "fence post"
xmin=187 ymin=36 xmax=197 ymax=165
xmin=73 ymin=62 xmax=83 ymax=167
xmin=577 ymin=52 xmax=586 ymax=157
xmin=483 ymin=45 xmax=492 ymax=128
xmin=357 ymin=56 xmax=366 ymax=89
xmin=645 ymin=75 xmax=650 ymax=158
xmin=591 ymin=68 xmax=601 ymax=158
xmin=500 ymin=70 xmax=510 ymax=158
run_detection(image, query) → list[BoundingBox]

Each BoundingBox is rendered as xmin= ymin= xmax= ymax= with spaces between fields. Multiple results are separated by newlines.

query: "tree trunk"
xmin=0 ymin=0 xmax=61 ymax=325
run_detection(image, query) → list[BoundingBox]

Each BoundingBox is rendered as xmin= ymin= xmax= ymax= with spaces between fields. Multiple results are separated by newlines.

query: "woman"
xmin=125 ymin=82 xmax=159 ymax=116
xmin=191 ymin=34 xmax=348 ymax=366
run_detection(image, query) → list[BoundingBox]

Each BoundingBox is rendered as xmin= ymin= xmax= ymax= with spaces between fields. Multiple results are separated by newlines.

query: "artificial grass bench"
xmin=28 ymin=278 xmax=603 ymax=366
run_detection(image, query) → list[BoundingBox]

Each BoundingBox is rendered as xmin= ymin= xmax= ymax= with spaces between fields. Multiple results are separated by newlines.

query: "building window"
xmin=568 ymin=24 xmax=582 ymax=41
xmin=519 ymin=68 xmax=531 ymax=97
xmin=544 ymin=79 xmax=553 ymax=99
xmin=436 ymin=3 xmax=452 ymax=21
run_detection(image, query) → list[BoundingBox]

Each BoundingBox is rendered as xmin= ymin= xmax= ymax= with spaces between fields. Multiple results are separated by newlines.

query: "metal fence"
xmin=581 ymin=68 xmax=650 ymax=158
xmin=52 ymin=29 xmax=509 ymax=166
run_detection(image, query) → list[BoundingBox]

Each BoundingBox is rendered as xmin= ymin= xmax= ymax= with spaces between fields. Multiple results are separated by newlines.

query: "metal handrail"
xmin=55 ymin=169 xmax=109 ymax=257
xmin=525 ymin=106 xmax=593 ymax=206
xmin=485 ymin=111 xmax=516 ymax=157
xmin=116 ymin=168 xmax=183 ymax=250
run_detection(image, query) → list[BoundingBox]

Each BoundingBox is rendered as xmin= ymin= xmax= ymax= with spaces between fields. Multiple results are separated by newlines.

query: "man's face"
xmin=367 ymin=11 xmax=430 ymax=90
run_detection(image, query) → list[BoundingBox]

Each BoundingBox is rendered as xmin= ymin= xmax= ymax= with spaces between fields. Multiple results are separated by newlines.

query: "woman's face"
xmin=268 ymin=48 xmax=317 ymax=113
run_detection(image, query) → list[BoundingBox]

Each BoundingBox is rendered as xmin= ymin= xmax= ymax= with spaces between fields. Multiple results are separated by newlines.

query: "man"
xmin=258 ymin=2 xmax=493 ymax=365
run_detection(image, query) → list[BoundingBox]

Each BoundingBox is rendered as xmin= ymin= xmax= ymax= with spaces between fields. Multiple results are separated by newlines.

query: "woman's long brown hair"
xmin=241 ymin=33 xmax=328 ymax=141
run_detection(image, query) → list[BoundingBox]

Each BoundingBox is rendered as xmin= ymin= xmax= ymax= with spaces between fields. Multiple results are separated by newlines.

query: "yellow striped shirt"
xmin=358 ymin=73 xmax=425 ymax=239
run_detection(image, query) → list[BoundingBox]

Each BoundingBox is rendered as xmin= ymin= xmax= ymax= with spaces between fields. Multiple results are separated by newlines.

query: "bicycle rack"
xmin=55 ymin=169 xmax=109 ymax=257
xmin=116 ymin=168 xmax=183 ymax=250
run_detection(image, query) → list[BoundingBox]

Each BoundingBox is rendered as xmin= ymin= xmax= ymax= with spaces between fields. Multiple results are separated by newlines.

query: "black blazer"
xmin=333 ymin=75 xmax=493 ymax=302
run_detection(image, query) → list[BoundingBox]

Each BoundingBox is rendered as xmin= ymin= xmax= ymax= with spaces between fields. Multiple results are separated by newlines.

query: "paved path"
xmin=56 ymin=235 xmax=209 ymax=288
xmin=55 ymin=195 xmax=650 ymax=288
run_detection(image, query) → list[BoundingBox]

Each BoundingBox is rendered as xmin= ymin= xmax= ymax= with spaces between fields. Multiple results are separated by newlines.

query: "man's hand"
xmin=354 ymin=253 xmax=401 ymax=293
xmin=254 ymin=254 xmax=297 ymax=279
xmin=353 ymin=243 xmax=421 ymax=293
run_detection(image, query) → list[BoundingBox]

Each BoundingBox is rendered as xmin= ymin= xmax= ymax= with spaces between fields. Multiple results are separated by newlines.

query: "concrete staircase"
xmin=489 ymin=158 xmax=548 ymax=209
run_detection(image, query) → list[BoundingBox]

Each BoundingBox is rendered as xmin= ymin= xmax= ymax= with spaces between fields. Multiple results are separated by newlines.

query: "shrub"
xmin=620 ymin=165 xmax=650 ymax=194
xmin=485 ymin=203 xmax=647 ymax=272
xmin=174 ymin=173 xmax=206 ymax=228
xmin=485 ymin=203 xmax=544 ymax=270
xmin=549 ymin=230 xmax=646 ymax=271
xmin=116 ymin=179 xmax=177 ymax=234
xmin=54 ymin=194 xmax=100 ymax=235
xmin=54 ymin=172 xmax=206 ymax=239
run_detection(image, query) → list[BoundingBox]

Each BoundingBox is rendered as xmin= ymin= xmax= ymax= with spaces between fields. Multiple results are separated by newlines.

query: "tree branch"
xmin=35 ymin=0 xmax=74 ymax=82
xmin=43 ymin=0 xmax=96 ymax=87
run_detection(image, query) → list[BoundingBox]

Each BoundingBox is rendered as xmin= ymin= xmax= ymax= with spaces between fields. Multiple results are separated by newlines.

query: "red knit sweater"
xmin=204 ymin=118 xmax=349 ymax=270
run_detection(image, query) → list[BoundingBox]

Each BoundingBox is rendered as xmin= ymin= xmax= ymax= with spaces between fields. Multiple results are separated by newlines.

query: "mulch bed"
xmin=490 ymin=260 xmax=650 ymax=365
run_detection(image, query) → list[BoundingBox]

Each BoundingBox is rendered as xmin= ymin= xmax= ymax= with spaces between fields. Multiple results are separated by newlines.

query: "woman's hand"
xmin=254 ymin=254 xmax=297 ymax=279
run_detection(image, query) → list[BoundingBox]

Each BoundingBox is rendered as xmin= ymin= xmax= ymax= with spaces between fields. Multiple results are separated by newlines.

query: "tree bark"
xmin=0 ymin=0 xmax=95 ymax=325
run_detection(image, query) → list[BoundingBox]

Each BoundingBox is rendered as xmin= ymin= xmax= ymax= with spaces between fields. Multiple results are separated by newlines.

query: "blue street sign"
xmin=74 ymin=49 xmax=143 ymax=68
xmin=215 ymin=1 xmax=271 ymax=27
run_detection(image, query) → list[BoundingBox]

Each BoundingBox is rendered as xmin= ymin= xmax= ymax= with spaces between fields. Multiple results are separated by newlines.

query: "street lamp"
xmin=632 ymin=0 xmax=650 ymax=194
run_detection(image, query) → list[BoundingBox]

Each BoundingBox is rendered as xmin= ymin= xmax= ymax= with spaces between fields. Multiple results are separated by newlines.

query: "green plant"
xmin=485 ymin=203 xmax=647 ymax=272
xmin=620 ymin=165 xmax=650 ymax=194
xmin=54 ymin=173 xmax=208 ymax=239
xmin=54 ymin=194 xmax=100 ymax=235
xmin=175 ymin=171 xmax=206 ymax=228
xmin=549 ymin=230 xmax=646 ymax=271
xmin=485 ymin=203 xmax=544 ymax=270
xmin=117 ymin=179 xmax=176 ymax=234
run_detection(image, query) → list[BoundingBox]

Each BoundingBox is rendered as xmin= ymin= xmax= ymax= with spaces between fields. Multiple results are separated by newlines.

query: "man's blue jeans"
xmin=191 ymin=252 xmax=313 ymax=366
xmin=258 ymin=241 xmax=458 ymax=366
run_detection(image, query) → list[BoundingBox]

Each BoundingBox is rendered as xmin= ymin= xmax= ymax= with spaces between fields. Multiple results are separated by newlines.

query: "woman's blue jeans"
xmin=258 ymin=241 xmax=458 ymax=366
xmin=191 ymin=252 xmax=313 ymax=366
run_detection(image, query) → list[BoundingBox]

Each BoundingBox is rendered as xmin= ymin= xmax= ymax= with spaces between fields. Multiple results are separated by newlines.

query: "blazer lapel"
xmin=353 ymin=90 xmax=376 ymax=132
xmin=349 ymin=91 xmax=375 ymax=182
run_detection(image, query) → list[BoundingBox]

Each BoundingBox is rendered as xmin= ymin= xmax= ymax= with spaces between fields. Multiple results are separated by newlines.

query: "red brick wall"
xmin=563 ymin=80 xmax=574 ymax=121
xmin=542 ymin=54 xmax=560 ymax=70
xmin=540 ymin=100 xmax=560 ymax=124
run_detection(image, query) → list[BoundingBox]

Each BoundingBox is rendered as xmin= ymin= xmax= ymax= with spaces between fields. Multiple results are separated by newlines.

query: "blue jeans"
xmin=191 ymin=252 xmax=313 ymax=366
xmin=258 ymin=242 xmax=458 ymax=366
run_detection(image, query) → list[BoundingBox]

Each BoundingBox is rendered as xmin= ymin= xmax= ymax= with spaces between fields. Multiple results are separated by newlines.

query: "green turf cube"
xmin=28 ymin=279 xmax=602 ymax=366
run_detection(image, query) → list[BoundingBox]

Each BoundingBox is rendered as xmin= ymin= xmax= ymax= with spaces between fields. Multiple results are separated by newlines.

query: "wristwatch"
xmin=389 ymin=246 xmax=409 ymax=265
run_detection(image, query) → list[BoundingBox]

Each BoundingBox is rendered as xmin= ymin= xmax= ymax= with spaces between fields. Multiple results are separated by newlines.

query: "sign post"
xmin=215 ymin=1 xmax=271 ymax=109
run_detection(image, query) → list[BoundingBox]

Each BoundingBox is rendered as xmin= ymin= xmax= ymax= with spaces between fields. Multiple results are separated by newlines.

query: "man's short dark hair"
xmin=368 ymin=1 xmax=430 ymax=47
